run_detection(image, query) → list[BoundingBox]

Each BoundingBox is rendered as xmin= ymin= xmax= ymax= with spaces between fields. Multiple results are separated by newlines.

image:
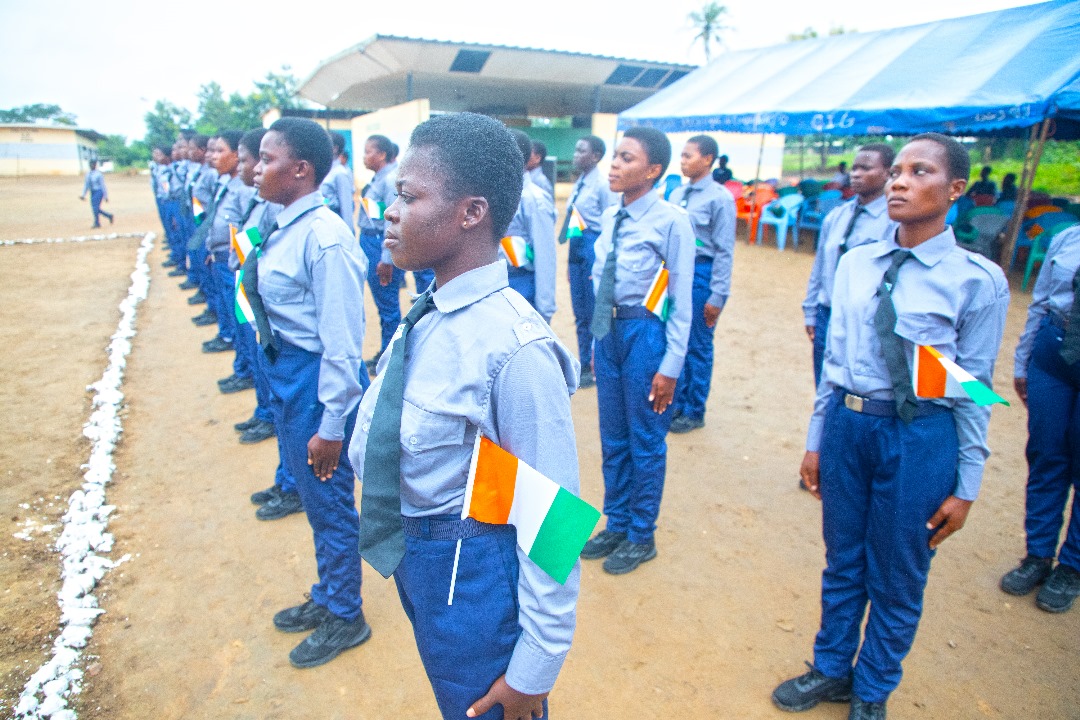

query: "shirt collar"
xmin=622 ymin=189 xmax=659 ymax=220
xmin=276 ymin=191 xmax=323 ymax=229
xmin=373 ymin=161 xmax=396 ymax=182
xmin=855 ymin=193 xmax=888 ymax=218
xmin=870 ymin=225 xmax=956 ymax=267
xmin=432 ymin=260 xmax=509 ymax=314
xmin=689 ymin=175 xmax=714 ymax=191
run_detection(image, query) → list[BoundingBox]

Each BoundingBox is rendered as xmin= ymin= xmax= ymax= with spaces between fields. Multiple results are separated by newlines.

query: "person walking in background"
xmin=80 ymin=160 xmax=113 ymax=228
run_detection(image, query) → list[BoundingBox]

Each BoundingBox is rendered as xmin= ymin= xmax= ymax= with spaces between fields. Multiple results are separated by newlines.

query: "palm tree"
xmin=689 ymin=2 xmax=731 ymax=62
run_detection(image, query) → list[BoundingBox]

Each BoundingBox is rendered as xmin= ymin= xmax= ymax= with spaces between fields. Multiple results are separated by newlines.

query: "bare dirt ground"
xmin=1 ymin=175 xmax=1077 ymax=719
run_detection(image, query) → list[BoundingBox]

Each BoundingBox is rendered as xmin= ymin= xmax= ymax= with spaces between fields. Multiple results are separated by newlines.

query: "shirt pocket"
xmin=259 ymin=273 xmax=307 ymax=306
xmin=1048 ymin=257 xmax=1077 ymax=290
xmin=400 ymin=400 xmax=468 ymax=455
xmin=616 ymin=244 xmax=657 ymax=276
xmin=894 ymin=312 xmax=955 ymax=349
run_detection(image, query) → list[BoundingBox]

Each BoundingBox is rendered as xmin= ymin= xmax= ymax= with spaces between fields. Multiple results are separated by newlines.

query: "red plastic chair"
xmin=724 ymin=180 xmax=743 ymax=200
xmin=971 ymin=193 xmax=996 ymax=207
xmin=736 ymin=184 xmax=778 ymax=244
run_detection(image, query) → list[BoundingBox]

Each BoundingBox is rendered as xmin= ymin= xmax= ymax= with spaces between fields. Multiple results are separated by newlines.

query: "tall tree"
xmin=689 ymin=2 xmax=731 ymax=62
xmin=143 ymin=100 xmax=192 ymax=150
xmin=0 ymin=103 xmax=77 ymax=125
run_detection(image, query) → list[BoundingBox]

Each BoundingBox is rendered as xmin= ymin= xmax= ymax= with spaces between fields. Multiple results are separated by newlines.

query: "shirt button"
xmin=361 ymin=422 xmax=370 ymax=432
xmin=410 ymin=437 xmax=418 ymax=445
xmin=522 ymin=323 xmax=532 ymax=331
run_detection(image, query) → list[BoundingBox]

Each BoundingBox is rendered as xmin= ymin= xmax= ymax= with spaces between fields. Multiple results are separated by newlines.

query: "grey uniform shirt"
xmin=570 ymin=166 xmax=617 ymax=233
xmin=808 ymin=227 xmax=1010 ymax=500
xmin=802 ymin=195 xmax=897 ymax=325
xmin=504 ymin=173 xmax=557 ymax=322
xmin=207 ymin=175 xmax=246 ymax=254
xmin=348 ymin=259 xmax=580 ymax=696
xmin=668 ymin=176 xmax=736 ymax=309
xmin=257 ymin=191 xmax=367 ymax=441
xmin=192 ymin=163 xmax=219 ymax=206
xmin=1015 ymin=225 xmax=1080 ymax=378
xmin=591 ymin=191 xmax=696 ymax=378
xmin=319 ymin=161 xmax=355 ymax=231
xmin=358 ymin=161 xmax=397 ymax=264
xmin=82 ymin=169 xmax=107 ymax=198
xmin=528 ymin=165 xmax=554 ymax=205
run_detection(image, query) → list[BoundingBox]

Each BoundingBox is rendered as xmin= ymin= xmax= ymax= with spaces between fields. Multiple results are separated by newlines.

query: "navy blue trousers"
xmin=89 ymin=190 xmax=113 ymax=227
xmin=567 ymin=230 xmax=599 ymax=367
xmin=394 ymin=517 xmax=548 ymax=720
xmin=814 ymin=391 xmax=957 ymax=703
xmin=360 ymin=230 xmax=405 ymax=354
xmin=159 ymin=200 xmax=185 ymax=266
xmin=263 ymin=340 xmax=363 ymax=620
xmin=239 ymin=322 xmax=272 ymax=422
xmin=413 ymin=269 xmax=435 ymax=294
xmin=595 ymin=316 xmax=673 ymax=544
xmin=1023 ymin=319 xmax=1080 ymax=571
xmin=673 ymin=258 xmax=717 ymax=421
xmin=813 ymin=304 xmax=830 ymax=387
xmin=212 ymin=257 xmax=237 ymax=342
xmin=507 ymin=267 xmax=536 ymax=308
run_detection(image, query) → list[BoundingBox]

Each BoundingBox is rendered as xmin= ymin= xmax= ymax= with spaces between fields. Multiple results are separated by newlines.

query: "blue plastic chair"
xmin=797 ymin=189 xmax=843 ymax=246
xmin=662 ymin=174 xmax=682 ymax=201
xmin=758 ymin=194 xmax=805 ymax=251
xmin=1024 ymin=221 xmax=1079 ymax=291
xmin=946 ymin=195 xmax=974 ymax=226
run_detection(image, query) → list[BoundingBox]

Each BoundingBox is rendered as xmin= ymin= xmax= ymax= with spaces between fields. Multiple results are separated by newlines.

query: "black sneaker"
xmin=289 ymin=612 xmax=371 ymax=669
xmin=1036 ymin=563 xmax=1080 ymax=613
xmin=187 ymin=290 xmax=207 ymax=305
xmin=256 ymin=491 xmax=303 ymax=521
xmin=669 ymin=416 xmax=705 ymax=434
xmin=163 ymin=259 xmax=177 ymax=268
xmin=603 ymin=538 xmax=657 ymax=575
xmin=192 ymin=312 xmax=217 ymax=327
xmin=1000 ymin=556 xmax=1053 ymax=596
xmin=250 ymin=484 xmax=280 ymax=505
xmin=221 ymin=375 xmax=256 ymax=394
xmin=274 ymin=598 xmax=332 ymax=633
xmin=235 ymin=415 xmax=261 ymax=432
xmin=202 ymin=337 xmax=233 ymax=353
xmin=578 ymin=368 xmax=596 ymax=389
xmin=179 ymin=279 xmax=199 ymax=290
xmin=167 ymin=268 xmax=186 ymax=277
xmin=240 ymin=419 xmax=276 ymax=444
xmin=580 ymin=530 xmax=627 ymax=560
xmin=218 ymin=373 xmax=241 ymax=387
xmin=772 ymin=662 xmax=853 ymax=712
xmin=849 ymin=697 xmax=887 ymax=720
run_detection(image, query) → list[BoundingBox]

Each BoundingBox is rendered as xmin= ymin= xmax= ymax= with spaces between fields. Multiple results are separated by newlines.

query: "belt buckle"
xmin=612 ymin=306 xmax=618 ymax=318
xmin=844 ymin=393 xmax=864 ymax=413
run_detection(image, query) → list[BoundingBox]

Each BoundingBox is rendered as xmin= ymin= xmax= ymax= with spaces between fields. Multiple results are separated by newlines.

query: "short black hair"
xmin=910 ymin=132 xmax=971 ymax=181
xmin=858 ymin=143 xmax=895 ymax=168
xmin=623 ymin=126 xmax=671 ymax=177
xmin=581 ymin=135 xmax=606 ymax=158
xmin=1002 ymin=172 xmax=1017 ymax=185
xmin=687 ymin=135 xmax=719 ymax=163
xmin=531 ymin=140 xmax=547 ymax=158
xmin=509 ymin=129 xmax=533 ymax=164
xmin=837 ymin=161 xmax=848 ymax=171
xmin=217 ymin=129 xmax=243 ymax=153
xmin=367 ymin=134 xmax=398 ymax=163
xmin=329 ymin=131 xmax=346 ymax=156
xmin=980 ymin=165 xmax=992 ymax=179
xmin=239 ymin=127 xmax=267 ymax=157
xmin=269 ymin=117 xmax=334 ymax=185
xmin=719 ymin=154 xmax=729 ymax=163
xmin=408 ymin=112 xmax=523 ymax=240
xmin=179 ymin=129 xmax=195 ymax=141
xmin=191 ymin=134 xmax=210 ymax=151
xmin=154 ymin=144 xmax=173 ymax=156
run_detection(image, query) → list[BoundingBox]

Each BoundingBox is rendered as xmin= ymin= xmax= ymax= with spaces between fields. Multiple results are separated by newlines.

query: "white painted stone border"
xmin=15 ymin=232 xmax=155 ymax=719
xmin=1 ymin=232 xmax=147 ymax=247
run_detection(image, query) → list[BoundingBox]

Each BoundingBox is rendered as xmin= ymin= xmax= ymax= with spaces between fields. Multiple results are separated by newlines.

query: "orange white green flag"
xmin=566 ymin=205 xmax=586 ymax=241
xmin=361 ymin=198 xmax=385 ymax=220
xmin=913 ymin=345 xmax=1009 ymax=407
xmin=192 ymin=198 xmax=206 ymax=226
xmin=499 ymin=235 xmax=533 ymax=269
xmin=642 ymin=263 xmax=670 ymax=320
xmin=462 ymin=435 xmax=600 ymax=584
xmin=231 ymin=225 xmax=261 ymax=266
xmin=234 ymin=272 xmax=255 ymax=326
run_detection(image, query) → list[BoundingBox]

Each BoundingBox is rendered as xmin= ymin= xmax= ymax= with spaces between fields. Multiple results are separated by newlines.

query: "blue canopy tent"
xmin=619 ymin=0 xmax=1080 ymax=261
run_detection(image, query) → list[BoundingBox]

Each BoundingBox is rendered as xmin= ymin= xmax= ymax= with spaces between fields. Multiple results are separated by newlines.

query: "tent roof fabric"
xmin=619 ymin=0 xmax=1080 ymax=138
xmin=298 ymin=35 xmax=696 ymax=118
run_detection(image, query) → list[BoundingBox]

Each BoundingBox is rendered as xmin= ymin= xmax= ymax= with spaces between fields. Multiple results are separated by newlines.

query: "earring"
xmin=462 ymin=222 xmax=468 ymax=228
xmin=295 ymin=174 xmax=302 ymax=179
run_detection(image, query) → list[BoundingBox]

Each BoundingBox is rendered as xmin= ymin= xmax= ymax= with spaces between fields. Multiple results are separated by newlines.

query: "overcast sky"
xmin=0 ymin=0 xmax=1039 ymax=140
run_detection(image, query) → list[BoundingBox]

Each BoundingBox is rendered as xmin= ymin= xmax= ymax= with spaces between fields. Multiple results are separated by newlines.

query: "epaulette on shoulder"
xmin=310 ymin=214 xmax=343 ymax=250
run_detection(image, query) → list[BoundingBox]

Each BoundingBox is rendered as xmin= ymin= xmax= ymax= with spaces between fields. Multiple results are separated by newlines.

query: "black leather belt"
xmin=837 ymin=389 xmax=948 ymax=418
xmin=613 ymin=305 xmax=652 ymax=319
xmin=1049 ymin=312 xmax=1069 ymax=332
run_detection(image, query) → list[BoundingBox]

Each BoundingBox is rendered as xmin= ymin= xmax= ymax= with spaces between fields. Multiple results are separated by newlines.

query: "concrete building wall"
xmin=0 ymin=126 xmax=98 ymax=177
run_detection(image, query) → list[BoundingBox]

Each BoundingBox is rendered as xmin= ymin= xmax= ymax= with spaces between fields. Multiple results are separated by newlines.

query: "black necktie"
xmin=839 ymin=204 xmax=867 ymax=256
xmin=238 ymin=197 xmax=259 ymax=228
xmin=358 ymin=292 xmax=438 ymax=578
xmin=559 ymin=177 xmax=585 ymax=244
xmin=679 ymin=186 xmax=697 ymax=209
xmin=1060 ymin=267 xmax=1080 ymax=364
xmin=873 ymin=249 xmax=918 ymax=422
xmin=241 ymin=223 xmax=279 ymax=363
xmin=590 ymin=209 xmax=630 ymax=340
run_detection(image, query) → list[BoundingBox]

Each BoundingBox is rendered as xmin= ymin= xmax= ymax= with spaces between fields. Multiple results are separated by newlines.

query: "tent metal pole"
xmin=1000 ymin=119 xmax=1051 ymax=269
xmin=747 ymin=131 xmax=766 ymax=244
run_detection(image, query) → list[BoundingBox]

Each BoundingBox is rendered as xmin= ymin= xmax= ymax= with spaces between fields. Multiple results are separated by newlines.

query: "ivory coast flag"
xmin=913 ymin=345 xmax=1009 ymax=406
xmin=499 ymin=235 xmax=533 ymax=268
xmin=566 ymin=205 xmax=586 ymax=241
xmin=463 ymin=436 xmax=600 ymax=584
xmin=231 ymin=226 xmax=262 ymax=266
xmin=643 ymin=263 xmax=670 ymax=320
xmin=234 ymin=270 xmax=256 ymax=326
xmin=192 ymin=198 xmax=206 ymax=226
xmin=362 ymin=198 xmax=385 ymax=220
